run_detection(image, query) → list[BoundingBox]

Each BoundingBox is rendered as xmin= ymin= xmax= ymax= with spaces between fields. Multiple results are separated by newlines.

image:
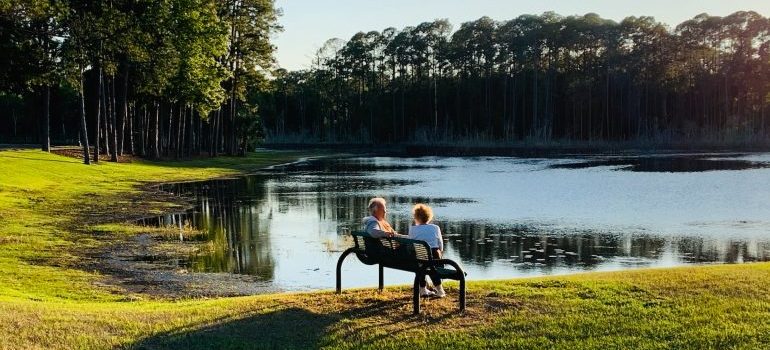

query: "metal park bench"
xmin=336 ymin=231 xmax=467 ymax=314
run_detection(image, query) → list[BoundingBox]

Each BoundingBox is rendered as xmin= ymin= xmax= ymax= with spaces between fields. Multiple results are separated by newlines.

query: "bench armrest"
xmin=435 ymin=258 xmax=467 ymax=276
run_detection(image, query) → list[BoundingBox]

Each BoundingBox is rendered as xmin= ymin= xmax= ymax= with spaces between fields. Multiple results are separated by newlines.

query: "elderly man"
xmin=362 ymin=197 xmax=397 ymax=237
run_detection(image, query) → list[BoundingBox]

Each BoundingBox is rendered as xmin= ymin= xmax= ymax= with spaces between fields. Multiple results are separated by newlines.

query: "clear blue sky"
xmin=272 ymin=0 xmax=770 ymax=71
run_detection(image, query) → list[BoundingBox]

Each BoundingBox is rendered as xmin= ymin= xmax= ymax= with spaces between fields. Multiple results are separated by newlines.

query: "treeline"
xmin=264 ymin=12 xmax=770 ymax=144
xmin=0 ymin=0 xmax=279 ymax=163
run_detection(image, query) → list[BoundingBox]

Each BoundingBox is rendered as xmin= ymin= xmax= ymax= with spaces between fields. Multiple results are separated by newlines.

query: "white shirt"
xmin=408 ymin=224 xmax=443 ymax=250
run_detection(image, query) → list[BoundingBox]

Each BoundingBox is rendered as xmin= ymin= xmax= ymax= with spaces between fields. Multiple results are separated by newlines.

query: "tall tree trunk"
xmin=502 ymin=74 xmax=508 ymax=138
xmin=128 ymin=102 xmax=134 ymax=155
xmin=208 ymin=111 xmax=214 ymax=156
xmin=511 ymin=73 xmax=517 ymax=139
xmin=229 ymin=83 xmax=237 ymax=155
xmin=141 ymin=105 xmax=147 ymax=156
xmin=214 ymin=108 xmax=221 ymax=157
xmin=400 ymin=75 xmax=405 ymax=140
xmin=167 ymin=103 xmax=172 ymax=155
xmin=186 ymin=106 xmax=193 ymax=157
xmin=605 ymin=71 xmax=610 ymax=140
xmin=433 ymin=70 xmax=438 ymax=133
xmin=101 ymin=75 xmax=110 ymax=157
xmin=195 ymin=111 xmax=201 ymax=156
xmin=391 ymin=71 xmax=396 ymax=142
xmin=41 ymin=85 xmax=51 ymax=152
xmin=152 ymin=101 xmax=160 ymax=159
xmin=79 ymin=68 xmax=91 ymax=165
xmin=109 ymin=77 xmax=118 ymax=162
xmin=119 ymin=70 xmax=128 ymax=155
xmin=588 ymin=84 xmax=593 ymax=142
xmin=176 ymin=104 xmax=183 ymax=159
xmin=93 ymin=66 xmax=102 ymax=163
xmin=532 ymin=68 xmax=538 ymax=139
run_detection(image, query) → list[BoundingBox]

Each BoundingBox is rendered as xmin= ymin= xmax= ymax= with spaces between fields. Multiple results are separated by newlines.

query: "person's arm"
xmin=379 ymin=225 xmax=407 ymax=239
xmin=366 ymin=220 xmax=393 ymax=238
xmin=436 ymin=226 xmax=444 ymax=252
xmin=373 ymin=229 xmax=397 ymax=238
xmin=383 ymin=224 xmax=405 ymax=238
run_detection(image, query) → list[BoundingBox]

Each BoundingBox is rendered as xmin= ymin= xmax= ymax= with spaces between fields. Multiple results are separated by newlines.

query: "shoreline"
xmin=263 ymin=141 xmax=770 ymax=157
xmin=95 ymin=153 xmax=342 ymax=298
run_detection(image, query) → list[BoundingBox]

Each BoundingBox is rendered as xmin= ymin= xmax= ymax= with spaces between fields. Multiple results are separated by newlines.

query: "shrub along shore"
xmin=0 ymin=149 xmax=768 ymax=349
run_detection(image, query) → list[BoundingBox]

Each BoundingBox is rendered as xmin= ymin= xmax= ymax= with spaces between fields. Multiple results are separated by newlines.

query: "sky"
xmin=272 ymin=0 xmax=770 ymax=71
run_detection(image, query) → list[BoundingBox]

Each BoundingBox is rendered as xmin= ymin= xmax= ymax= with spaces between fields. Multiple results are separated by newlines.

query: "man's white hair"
xmin=368 ymin=197 xmax=387 ymax=213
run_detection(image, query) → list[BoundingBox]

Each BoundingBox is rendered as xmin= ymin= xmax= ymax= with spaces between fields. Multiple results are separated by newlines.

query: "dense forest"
xmin=3 ymin=7 xmax=770 ymax=159
xmin=0 ymin=0 xmax=279 ymax=163
xmin=265 ymin=12 xmax=770 ymax=145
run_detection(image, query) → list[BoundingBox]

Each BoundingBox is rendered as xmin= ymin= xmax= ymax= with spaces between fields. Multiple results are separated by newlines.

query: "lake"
xmin=142 ymin=152 xmax=770 ymax=291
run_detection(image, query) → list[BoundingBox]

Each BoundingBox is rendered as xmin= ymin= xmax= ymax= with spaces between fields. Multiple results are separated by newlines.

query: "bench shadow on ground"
xmin=123 ymin=296 xmax=458 ymax=350
xmin=125 ymin=307 xmax=335 ymax=350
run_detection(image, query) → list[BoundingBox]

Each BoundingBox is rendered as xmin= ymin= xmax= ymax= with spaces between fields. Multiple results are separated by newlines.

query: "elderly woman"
xmin=409 ymin=203 xmax=445 ymax=297
xmin=362 ymin=197 xmax=397 ymax=238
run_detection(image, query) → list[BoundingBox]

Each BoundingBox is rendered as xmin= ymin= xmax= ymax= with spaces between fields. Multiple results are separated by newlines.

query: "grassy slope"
xmin=0 ymin=149 xmax=768 ymax=350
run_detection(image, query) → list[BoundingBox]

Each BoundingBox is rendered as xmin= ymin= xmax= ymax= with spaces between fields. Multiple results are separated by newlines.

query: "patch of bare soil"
xmin=50 ymin=171 xmax=285 ymax=298
xmin=89 ymin=233 xmax=283 ymax=298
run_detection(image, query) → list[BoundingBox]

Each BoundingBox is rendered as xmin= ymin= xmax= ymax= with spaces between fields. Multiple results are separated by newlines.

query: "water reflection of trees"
xmin=439 ymin=221 xmax=770 ymax=268
xmin=439 ymin=223 xmax=670 ymax=267
xmin=677 ymin=238 xmax=770 ymax=263
xmin=146 ymin=170 xmax=770 ymax=278
xmin=153 ymin=178 xmax=276 ymax=280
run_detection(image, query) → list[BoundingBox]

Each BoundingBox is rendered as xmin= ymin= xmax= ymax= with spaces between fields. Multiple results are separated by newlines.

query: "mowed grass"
xmin=1 ymin=149 xmax=769 ymax=349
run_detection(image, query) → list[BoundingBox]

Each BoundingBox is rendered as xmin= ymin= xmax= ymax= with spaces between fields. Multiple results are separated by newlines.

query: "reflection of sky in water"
xmin=145 ymin=154 xmax=770 ymax=291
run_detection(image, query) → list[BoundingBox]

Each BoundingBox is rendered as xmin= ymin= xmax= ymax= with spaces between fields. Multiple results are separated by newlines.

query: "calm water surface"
xmin=143 ymin=153 xmax=770 ymax=291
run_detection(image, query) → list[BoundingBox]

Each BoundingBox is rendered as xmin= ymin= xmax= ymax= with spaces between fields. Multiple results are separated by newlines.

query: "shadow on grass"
xmin=125 ymin=307 xmax=334 ymax=350
xmin=123 ymin=297 xmax=431 ymax=350
xmin=0 ymin=153 xmax=81 ymax=164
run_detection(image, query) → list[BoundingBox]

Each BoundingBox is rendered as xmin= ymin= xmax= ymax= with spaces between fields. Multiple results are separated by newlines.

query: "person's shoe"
xmin=434 ymin=285 xmax=446 ymax=298
xmin=420 ymin=287 xmax=436 ymax=297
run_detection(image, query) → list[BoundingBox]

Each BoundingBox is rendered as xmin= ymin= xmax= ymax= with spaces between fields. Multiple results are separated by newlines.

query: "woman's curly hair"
xmin=412 ymin=203 xmax=433 ymax=224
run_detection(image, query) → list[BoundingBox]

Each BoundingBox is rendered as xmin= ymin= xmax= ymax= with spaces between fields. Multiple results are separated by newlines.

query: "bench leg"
xmin=459 ymin=274 xmax=466 ymax=311
xmin=378 ymin=264 xmax=384 ymax=292
xmin=336 ymin=248 xmax=355 ymax=294
xmin=413 ymin=274 xmax=421 ymax=315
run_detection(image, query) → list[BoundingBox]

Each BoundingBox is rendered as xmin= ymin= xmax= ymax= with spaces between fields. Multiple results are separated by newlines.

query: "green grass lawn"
xmin=0 ymin=149 xmax=769 ymax=349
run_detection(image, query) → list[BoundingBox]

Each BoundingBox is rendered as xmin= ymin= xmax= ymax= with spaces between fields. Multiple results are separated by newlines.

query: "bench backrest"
xmin=350 ymin=231 xmax=433 ymax=270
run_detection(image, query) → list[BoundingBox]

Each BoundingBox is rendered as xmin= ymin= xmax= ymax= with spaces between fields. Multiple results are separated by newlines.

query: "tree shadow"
xmin=122 ymin=297 xmax=424 ymax=350
xmin=0 ymin=153 xmax=82 ymax=164
xmin=125 ymin=307 xmax=335 ymax=350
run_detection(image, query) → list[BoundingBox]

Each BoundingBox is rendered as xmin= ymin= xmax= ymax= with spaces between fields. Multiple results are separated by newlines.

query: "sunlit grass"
xmin=0 ymin=149 xmax=309 ymax=303
xmin=0 ymin=149 xmax=768 ymax=349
